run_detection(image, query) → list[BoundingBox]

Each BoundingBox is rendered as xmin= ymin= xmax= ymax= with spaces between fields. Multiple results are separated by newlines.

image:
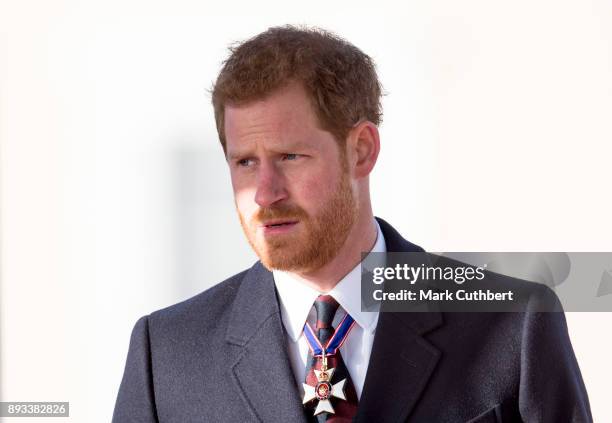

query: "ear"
xmin=346 ymin=120 xmax=380 ymax=179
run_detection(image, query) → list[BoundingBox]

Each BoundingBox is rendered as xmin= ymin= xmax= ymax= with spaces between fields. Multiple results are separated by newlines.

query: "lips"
xmin=262 ymin=220 xmax=298 ymax=228
xmin=259 ymin=219 xmax=299 ymax=235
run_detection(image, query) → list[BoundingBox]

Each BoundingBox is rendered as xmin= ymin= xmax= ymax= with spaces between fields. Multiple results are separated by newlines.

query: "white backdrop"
xmin=1 ymin=0 xmax=611 ymax=421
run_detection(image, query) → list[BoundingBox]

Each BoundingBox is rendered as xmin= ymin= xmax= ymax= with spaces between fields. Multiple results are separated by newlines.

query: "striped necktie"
xmin=303 ymin=295 xmax=358 ymax=422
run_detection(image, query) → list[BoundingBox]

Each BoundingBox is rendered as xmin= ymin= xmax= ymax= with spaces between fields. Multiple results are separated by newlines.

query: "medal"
xmin=301 ymin=314 xmax=356 ymax=416
xmin=302 ymin=351 xmax=348 ymax=415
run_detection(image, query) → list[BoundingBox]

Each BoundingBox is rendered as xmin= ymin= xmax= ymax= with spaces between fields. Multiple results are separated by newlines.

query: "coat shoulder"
xmin=146 ymin=267 xmax=251 ymax=336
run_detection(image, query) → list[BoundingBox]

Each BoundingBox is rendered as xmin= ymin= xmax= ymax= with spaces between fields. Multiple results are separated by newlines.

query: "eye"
xmin=236 ymin=158 xmax=255 ymax=167
xmin=282 ymin=153 xmax=299 ymax=161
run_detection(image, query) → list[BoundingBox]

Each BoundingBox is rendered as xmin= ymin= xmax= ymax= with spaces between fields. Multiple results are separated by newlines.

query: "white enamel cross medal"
xmin=301 ymin=314 xmax=356 ymax=416
xmin=302 ymin=352 xmax=347 ymax=415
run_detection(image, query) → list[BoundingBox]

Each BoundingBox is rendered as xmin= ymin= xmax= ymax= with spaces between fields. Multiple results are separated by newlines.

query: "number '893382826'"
xmin=1 ymin=402 xmax=69 ymax=417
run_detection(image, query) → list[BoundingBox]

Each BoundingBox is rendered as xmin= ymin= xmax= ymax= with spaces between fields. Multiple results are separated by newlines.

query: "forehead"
xmin=224 ymin=83 xmax=328 ymax=155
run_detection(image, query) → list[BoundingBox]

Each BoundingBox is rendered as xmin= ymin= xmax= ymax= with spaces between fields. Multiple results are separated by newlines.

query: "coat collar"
xmin=374 ymin=217 xmax=444 ymax=335
xmin=226 ymin=261 xmax=308 ymax=422
xmin=356 ymin=217 xmax=443 ymax=422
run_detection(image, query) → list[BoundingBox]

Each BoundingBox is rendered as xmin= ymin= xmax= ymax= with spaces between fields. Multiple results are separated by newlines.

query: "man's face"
xmin=224 ymin=82 xmax=358 ymax=273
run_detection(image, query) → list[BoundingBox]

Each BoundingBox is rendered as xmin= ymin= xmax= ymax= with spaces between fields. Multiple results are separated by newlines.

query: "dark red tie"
xmin=303 ymin=295 xmax=358 ymax=422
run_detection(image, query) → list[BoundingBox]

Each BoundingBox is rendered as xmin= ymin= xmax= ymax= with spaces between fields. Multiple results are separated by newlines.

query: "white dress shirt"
xmin=272 ymin=220 xmax=386 ymax=399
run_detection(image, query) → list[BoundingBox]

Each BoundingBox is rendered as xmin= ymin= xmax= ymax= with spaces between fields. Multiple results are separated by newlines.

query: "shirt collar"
xmin=273 ymin=219 xmax=386 ymax=342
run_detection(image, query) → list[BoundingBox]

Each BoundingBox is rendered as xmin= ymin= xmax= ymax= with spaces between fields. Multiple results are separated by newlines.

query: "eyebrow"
xmin=226 ymin=151 xmax=244 ymax=161
xmin=226 ymin=141 xmax=315 ymax=161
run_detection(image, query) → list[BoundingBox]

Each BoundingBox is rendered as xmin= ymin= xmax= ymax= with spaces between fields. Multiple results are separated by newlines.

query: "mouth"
xmin=262 ymin=219 xmax=299 ymax=228
xmin=260 ymin=219 xmax=299 ymax=234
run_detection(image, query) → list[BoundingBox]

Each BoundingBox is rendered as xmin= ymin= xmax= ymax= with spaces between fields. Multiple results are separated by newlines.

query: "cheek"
xmin=233 ymin=186 xmax=257 ymax=216
xmin=290 ymin=167 xmax=340 ymax=207
xmin=230 ymin=170 xmax=254 ymax=199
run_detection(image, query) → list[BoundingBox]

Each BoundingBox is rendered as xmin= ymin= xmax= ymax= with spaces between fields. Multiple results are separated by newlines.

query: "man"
xmin=113 ymin=26 xmax=592 ymax=422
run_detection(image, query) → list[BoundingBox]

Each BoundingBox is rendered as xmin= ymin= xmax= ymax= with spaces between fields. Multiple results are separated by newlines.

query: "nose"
xmin=254 ymin=161 xmax=288 ymax=208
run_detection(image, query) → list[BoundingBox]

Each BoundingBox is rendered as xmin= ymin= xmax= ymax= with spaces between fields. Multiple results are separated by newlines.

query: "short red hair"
xmin=211 ymin=25 xmax=383 ymax=152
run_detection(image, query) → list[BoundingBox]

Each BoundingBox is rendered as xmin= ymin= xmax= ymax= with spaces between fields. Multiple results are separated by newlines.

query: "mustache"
xmin=252 ymin=204 xmax=309 ymax=224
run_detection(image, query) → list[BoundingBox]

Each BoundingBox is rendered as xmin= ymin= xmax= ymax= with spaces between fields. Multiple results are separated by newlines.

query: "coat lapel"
xmin=354 ymin=218 xmax=444 ymax=422
xmin=355 ymin=310 xmax=443 ymax=422
xmin=226 ymin=262 xmax=307 ymax=423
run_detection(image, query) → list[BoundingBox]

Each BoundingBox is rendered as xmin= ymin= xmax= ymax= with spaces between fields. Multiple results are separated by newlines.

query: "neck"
xmin=288 ymin=208 xmax=378 ymax=293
